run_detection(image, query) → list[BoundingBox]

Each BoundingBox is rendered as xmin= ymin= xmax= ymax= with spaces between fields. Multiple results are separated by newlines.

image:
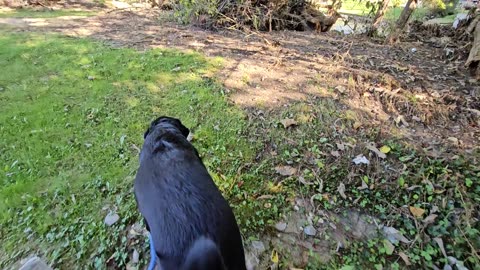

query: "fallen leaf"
xmin=280 ymin=118 xmax=297 ymax=128
xmin=398 ymin=252 xmax=411 ymax=266
xmin=433 ymin=237 xmax=447 ymax=258
xmin=257 ymin=194 xmax=274 ymax=200
xmin=298 ymin=176 xmax=313 ymax=185
xmin=336 ymin=143 xmax=345 ymax=151
xmin=394 ymin=115 xmax=409 ymax=127
xmin=358 ymin=180 xmax=369 ymax=190
xmin=422 ymin=214 xmax=438 ymax=225
xmin=331 ymin=150 xmax=341 ymax=157
xmin=383 ymin=226 xmax=410 ymax=244
xmin=383 ymin=239 xmax=395 ymax=255
xmin=409 ymin=206 xmax=425 ymax=218
xmin=271 ymin=249 xmax=279 ymax=264
xmin=335 ymin=85 xmax=346 ymax=94
xmin=379 ymin=145 xmax=391 ymax=154
xmin=338 ymin=183 xmax=347 ymax=199
xmin=275 ymin=165 xmax=297 ymax=176
xmin=352 ymin=154 xmax=370 ymax=165
xmin=353 ymin=121 xmax=362 ymax=129
xmin=366 ymin=142 xmax=386 ymax=159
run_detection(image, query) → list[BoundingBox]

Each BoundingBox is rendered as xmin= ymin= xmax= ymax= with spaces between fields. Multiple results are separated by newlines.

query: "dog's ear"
xmin=168 ymin=117 xmax=190 ymax=138
xmin=146 ymin=116 xmax=190 ymax=139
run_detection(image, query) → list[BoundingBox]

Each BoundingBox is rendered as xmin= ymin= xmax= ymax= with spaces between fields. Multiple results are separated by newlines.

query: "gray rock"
xmin=104 ymin=212 xmax=120 ymax=226
xmin=304 ymin=225 xmax=317 ymax=236
xmin=19 ymin=257 xmax=52 ymax=270
xmin=251 ymin=240 xmax=265 ymax=254
xmin=275 ymin=222 xmax=287 ymax=232
xmin=245 ymin=251 xmax=259 ymax=270
xmin=447 ymin=256 xmax=457 ymax=265
xmin=132 ymin=249 xmax=139 ymax=264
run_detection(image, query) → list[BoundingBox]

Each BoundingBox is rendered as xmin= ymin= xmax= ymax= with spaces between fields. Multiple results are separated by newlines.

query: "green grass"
xmin=0 ymin=8 xmax=97 ymax=18
xmin=337 ymin=0 xmax=433 ymax=22
xmin=385 ymin=6 xmax=429 ymax=21
xmin=0 ymin=29 xmax=257 ymax=268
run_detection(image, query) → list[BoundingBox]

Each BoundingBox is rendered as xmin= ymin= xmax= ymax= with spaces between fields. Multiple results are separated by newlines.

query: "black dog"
xmin=134 ymin=116 xmax=247 ymax=270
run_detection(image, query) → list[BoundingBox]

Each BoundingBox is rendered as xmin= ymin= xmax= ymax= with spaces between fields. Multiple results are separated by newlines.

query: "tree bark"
xmin=386 ymin=0 xmax=417 ymax=44
xmin=466 ymin=15 xmax=480 ymax=79
xmin=368 ymin=0 xmax=390 ymax=36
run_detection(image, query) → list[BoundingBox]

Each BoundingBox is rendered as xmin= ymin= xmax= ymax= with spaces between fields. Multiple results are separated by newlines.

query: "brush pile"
xmin=176 ymin=0 xmax=341 ymax=31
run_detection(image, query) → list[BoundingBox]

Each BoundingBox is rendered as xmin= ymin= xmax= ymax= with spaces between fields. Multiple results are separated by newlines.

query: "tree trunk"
xmin=368 ymin=0 xmax=390 ymax=36
xmin=466 ymin=15 xmax=480 ymax=79
xmin=386 ymin=0 xmax=417 ymax=44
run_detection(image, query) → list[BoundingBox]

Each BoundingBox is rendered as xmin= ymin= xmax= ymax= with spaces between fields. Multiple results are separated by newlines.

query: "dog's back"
xmin=134 ymin=117 xmax=246 ymax=270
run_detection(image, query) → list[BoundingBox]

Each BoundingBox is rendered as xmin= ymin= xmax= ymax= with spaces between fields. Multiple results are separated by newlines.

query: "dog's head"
xmin=144 ymin=116 xmax=190 ymax=140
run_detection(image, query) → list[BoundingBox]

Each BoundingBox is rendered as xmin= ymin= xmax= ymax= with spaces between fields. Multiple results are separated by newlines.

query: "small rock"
xmin=303 ymin=225 xmax=317 ymax=236
xmin=104 ymin=212 xmax=120 ymax=226
xmin=335 ymin=85 xmax=346 ymax=94
xmin=453 ymin=13 xmax=468 ymax=29
xmin=447 ymin=256 xmax=457 ymax=265
xmin=19 ymin=256 xmax=52 ymax=270
xmin=251 ymin=240 xmax=265 ymax=254
xmin=447 ymin=137 xmax=459 ymax=145
xmin=275 ymin=222 xmax=287 ymax=232
xmin=443 ymin=265 xmax=452 ymax=270
xmin=352 ymin=154 xmax=369 ymax=165
xmin=187 ymin=132 xmax=194 ymax=142
xmin=275 ymin=165 xmax=297 ymax=176
xmin=132 ymin=249 xmax=139 ymax=264
xmin=280 ymin=118 xmax=297 ymax=128
xmin=412 ymin=116 xmax=422 ymax=122
xmin=245 ymin=251 xmax=259 ymax=270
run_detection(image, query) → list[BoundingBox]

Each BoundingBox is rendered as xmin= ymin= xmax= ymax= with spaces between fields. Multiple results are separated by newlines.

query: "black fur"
xmin=134 ymin=116 xmax=246 ymax=270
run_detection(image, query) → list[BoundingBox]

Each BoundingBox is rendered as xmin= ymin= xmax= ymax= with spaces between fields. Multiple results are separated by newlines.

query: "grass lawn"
xmin=338 ymin=0 xmax=434 ymax=22
xmin=0 ymin=29 xmax=257 ymax=268
xmin=0 ymin=8 xmax=97 ymax=18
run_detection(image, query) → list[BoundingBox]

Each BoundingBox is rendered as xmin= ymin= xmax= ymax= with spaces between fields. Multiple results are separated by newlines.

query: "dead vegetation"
xmin=178 ymin=0 xmax=342 ymax=32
